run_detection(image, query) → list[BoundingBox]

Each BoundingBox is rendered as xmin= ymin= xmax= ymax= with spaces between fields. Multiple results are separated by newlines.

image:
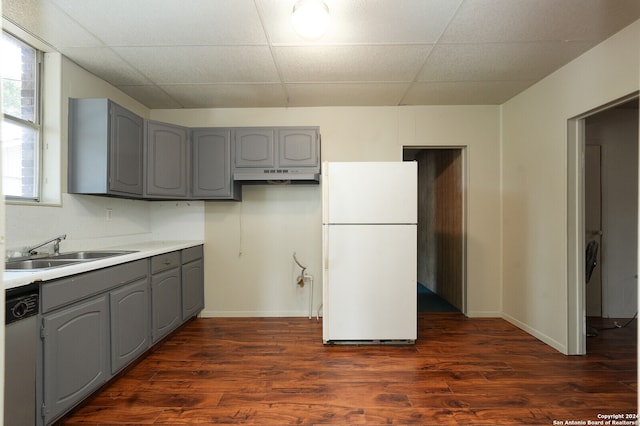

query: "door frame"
xmin=566 ymin=91 xmax=638 ymax=355
xmin=403 ymin=145 xmax=468 ymax=315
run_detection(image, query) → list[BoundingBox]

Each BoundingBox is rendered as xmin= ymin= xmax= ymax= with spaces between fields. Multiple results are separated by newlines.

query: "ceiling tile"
xmin=112 ymin=46 xmax=281 ymax=84
xmin=418 ymin=41 xmax=596 ymax=82
xmin=260 ymin=0 xmax=463 ymax=45
xmin=285 ymin=83 xmax=410 ymax=107
xmin=273 ymin=45 xmax=433 ymax=82
xmin=440 ymin=0 xmax=640 ymax=43
xmin=50 ymin=0 xmax=268 ymax=46
xmin=116 ymin=85 xmax=183 ymax=109
xmin=402 ymin=81 xmax=536 ymax=105
xmin=60 ymin=47 xmax=152 ymax=85
xmin=161 ymin=84 xmax=288 ymax=108
xmin=3 ymin=0 xmax=102 ymax=48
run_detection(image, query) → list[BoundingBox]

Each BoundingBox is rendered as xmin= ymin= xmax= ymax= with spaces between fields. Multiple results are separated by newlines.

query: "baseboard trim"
xmin=501 ymin=312 xmax=568 ymax=355
xmin=200 ymin=310 xmax=314 ymax=318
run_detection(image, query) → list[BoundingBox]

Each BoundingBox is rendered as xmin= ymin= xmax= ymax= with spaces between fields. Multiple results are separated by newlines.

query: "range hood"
xmin=232 ymin=126 xmax=321 ymax=184
xmin=233 ymin=168 xmax=320 ymax=184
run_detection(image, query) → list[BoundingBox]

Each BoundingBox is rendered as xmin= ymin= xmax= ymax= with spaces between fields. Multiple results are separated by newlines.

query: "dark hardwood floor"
xmin=59 ymin=313 xmax=637 ymax=425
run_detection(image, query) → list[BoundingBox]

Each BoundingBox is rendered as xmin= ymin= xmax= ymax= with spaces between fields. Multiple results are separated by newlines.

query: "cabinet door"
xmin=42 ymin=296 xmax=109 ymax=425
xmin=151 ymin=267 xmax=181 ymax=343
xmin=109 ymin=102 xmax=144 ymax=195
xmin=146 ymin=121 xmax=189 ymax=198
xmin=233 ymin=128 xmax=275 ymax=168
xmin=278 ymin=128 xmax=319 ymax=168
xmin=110 ymin=278 xmax=150 ymax=374
xmin=192 ymin=128 xmax=237 ymax=198
xmin=182 ymin=258 xmax=204 ymax=320
xmin=68 ymin=98 xmax=110 ymax=194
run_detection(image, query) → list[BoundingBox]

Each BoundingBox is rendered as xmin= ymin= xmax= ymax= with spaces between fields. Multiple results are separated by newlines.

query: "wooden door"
xmin=415 ymin=149 xmax=464 ymax=311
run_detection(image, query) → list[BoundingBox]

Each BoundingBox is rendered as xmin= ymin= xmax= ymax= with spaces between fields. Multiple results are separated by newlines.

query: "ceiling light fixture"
xmin=292 ymin=0 xmax=330 ymax=40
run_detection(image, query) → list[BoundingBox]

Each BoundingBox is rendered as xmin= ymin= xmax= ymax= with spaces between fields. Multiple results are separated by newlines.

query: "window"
xmin=2 ymin=31 xmax=42 ymax=201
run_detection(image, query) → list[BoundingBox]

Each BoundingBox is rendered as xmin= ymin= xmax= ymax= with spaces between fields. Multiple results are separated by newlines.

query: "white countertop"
xmin=4 ymin=240 xmax=203 ymax=290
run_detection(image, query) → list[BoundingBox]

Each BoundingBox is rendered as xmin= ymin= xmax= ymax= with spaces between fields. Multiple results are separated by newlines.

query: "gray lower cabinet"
xmin=110 ymin=278 xmax=150 ymax=374
xmin=39 ymin=260 xmax=147 ymax=425
xmin=181 ymin=245 xmax=204 ymax=320
xmin=38 ymin=248 xmax=204 ymax=425
xmin=41 ymin=295 xmax=109 ymax=425
xmin=151 ymin=251 xmax=182 ymax=343
xmin=145 ymin=120 xmax=190 ymax=198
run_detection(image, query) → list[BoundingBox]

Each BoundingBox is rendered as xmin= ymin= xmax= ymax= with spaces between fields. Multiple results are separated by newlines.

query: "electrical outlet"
xmin=106 ymin=208 xmax=113 ymax=221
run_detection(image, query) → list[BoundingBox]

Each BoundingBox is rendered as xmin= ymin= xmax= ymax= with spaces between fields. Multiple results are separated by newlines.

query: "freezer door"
xmin=323 ymin=224 xmax=417 ymax=342
xmin=323 ymin=162 xmax=417 ymax=224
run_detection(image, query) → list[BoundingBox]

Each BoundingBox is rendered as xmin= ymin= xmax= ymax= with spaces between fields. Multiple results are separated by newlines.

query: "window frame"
xmin=2 ymin=30 xmax=44 ymax=202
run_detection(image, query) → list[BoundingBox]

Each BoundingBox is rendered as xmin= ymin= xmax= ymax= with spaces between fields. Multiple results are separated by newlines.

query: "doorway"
xmin=403 ymin=147 xmax=466 ymax=314
xmin=567 ymin=93 xmax=639 ymax=354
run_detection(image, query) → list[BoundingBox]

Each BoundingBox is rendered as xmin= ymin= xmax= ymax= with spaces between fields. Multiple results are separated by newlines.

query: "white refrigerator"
xmin=322 ymin=161 xmax=417 ymax=343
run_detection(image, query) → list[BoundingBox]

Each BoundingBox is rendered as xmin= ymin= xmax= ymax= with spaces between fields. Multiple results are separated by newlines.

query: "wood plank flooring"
xmin=58 ymin=314 xmax=637 ymax=425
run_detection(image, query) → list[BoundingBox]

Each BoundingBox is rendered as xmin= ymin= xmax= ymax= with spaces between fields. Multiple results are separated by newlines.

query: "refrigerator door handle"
xmin=322 ymin=163 xmax=329 ymax=223
xmin=323 ymin=226 xmax=329 ymax=271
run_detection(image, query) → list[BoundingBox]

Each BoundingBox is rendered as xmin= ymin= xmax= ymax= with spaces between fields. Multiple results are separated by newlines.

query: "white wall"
xmin=501 ymin=20 xmax=640 ymax=353
xmin=151 ymin=106 xmax=502 ymax=317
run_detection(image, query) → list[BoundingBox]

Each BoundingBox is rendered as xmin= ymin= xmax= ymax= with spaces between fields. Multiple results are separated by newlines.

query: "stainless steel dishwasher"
xmin=5 ymin=282 xmax=39 ymax=425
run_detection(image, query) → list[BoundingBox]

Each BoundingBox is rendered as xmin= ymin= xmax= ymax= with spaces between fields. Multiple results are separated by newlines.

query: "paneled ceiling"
xmin=3 ymin=0 xmax=640 ymax=109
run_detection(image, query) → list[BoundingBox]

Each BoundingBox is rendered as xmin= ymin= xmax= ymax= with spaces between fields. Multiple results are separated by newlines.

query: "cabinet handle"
xmin=163 ymin=260 xmax=171 ymax=265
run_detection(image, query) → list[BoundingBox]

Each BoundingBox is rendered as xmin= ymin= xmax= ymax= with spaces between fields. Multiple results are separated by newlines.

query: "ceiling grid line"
xmin=252 ymin=0 xmax=292 ymax=106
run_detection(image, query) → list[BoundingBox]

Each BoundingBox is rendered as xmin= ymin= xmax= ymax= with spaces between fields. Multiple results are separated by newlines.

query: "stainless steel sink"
xmin=5 ymin=250 xmax=137 ymax=271
xmin=6 ymin=259 xmax=83 ymax=270
xmin=53 ymin=250 xmax=136 ymax=260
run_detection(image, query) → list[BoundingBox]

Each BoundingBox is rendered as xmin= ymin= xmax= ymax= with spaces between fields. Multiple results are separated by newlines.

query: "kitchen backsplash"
xmin=5 ymin=193 xmax=204 ymax=256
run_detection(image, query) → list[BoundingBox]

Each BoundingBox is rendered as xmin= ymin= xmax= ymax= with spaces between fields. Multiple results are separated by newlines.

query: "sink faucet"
xmin=25 ymin=234 xmax=67 ymax=256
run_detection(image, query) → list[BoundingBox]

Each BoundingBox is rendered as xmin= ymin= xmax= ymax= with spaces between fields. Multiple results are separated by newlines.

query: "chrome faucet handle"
xmin=26 ymin=234 xmax=67 ymax=256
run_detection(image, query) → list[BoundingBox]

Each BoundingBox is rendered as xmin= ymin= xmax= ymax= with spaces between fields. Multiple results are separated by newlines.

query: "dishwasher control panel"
xmin=6 ymin=283 xmax=39 ymax=324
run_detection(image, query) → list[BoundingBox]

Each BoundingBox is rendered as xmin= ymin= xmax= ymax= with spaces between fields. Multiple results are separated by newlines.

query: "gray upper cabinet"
xmin=278 ymin=128 xmax=320 ymax=168
xmin=145 ymin=120 xmax=189 ymax=198
xmin=233 ymin=128 xmax=276 ymax=168
xmin=69 ymin=98 xmax=144 ymax=197
xmin=191 ymin=128 xmax=241 ymax=200
xmin=69 ymin=98 xmax=320 ymax=197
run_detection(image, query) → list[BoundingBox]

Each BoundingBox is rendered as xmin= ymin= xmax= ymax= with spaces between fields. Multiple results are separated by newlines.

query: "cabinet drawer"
xmin=182 ymin=245 xmax=203 ymax=264
xmin=41 ymin=260 xmax=148 ymax=314
xmin=151 ymin=251 xmax=180 ymax=274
